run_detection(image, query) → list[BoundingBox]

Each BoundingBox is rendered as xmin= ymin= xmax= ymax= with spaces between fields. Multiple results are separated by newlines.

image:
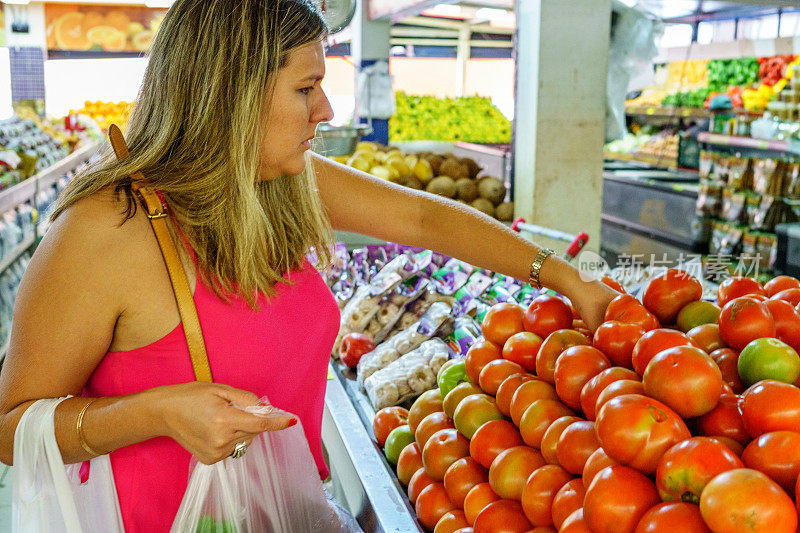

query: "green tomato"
xmin=738 ymin=338 xmax=800 ymax=387
xmin=676 ymin=300 xmax=721 ymax=332
xmin=384 ymin=425 xmax=415 ymax=466
xmin=438 ymin=360 xmax=468 ymax=398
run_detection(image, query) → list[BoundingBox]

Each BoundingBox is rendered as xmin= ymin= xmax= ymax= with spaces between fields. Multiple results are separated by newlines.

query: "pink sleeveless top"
xmin=84 ymin=247 xmax=340 ymax=532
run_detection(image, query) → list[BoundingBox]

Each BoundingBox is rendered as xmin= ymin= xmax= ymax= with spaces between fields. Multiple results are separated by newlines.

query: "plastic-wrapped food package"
xmin=333 ymin=273 xmax=402 ymax=356
xmin=430 ymin=259 xmax=473 ymax=295
xmin=357 ymin=301 xmax=452 ymax=385
xmin=442 ymin=316 xmax=483 ymax=356
xmin=363 ymin=338 xmax=453 ymax=410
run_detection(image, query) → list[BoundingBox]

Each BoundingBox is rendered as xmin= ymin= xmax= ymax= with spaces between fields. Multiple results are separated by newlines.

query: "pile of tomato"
xmin=371 ymin=270 xmax=800 ymax=533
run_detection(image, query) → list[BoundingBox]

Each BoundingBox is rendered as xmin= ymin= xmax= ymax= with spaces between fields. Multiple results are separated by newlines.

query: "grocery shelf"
xmin=0 ymin=235 xmax=35 ymax=276
xmin=604 ymin=151 xmax=678 ymax=169
xmin=625 ymin=106 xmax=762 ymax=119
xmin=696 ymin=132 xmax=800 ymax=156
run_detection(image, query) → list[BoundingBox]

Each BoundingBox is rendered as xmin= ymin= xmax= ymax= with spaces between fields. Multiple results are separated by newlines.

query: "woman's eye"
xmin=298 ymin=86 xmax=314 ymax=95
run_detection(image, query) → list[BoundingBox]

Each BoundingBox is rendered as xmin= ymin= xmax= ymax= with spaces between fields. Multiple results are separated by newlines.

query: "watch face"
xmin=320 ymin=0 xmax=356 ymax=34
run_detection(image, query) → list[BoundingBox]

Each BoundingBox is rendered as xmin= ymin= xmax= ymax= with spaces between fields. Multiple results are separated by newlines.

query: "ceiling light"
xmin=144 ymin=0 xmax=173 ymax=8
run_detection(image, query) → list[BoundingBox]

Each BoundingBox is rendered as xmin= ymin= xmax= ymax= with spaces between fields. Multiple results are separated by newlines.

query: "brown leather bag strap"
xmin=108 ymin=124 xmax=213 ymax=383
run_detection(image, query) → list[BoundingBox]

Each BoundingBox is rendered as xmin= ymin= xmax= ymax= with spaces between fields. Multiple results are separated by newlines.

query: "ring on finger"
xmin=231 ymin=441 xmax=248 ymax=459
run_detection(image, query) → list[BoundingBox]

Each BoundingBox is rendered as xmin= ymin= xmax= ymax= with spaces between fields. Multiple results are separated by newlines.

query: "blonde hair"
xmin=52 ymin=0 xmax=332 ymax=308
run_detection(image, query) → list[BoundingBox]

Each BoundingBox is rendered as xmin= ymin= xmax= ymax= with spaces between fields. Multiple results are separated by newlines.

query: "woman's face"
xmin=260 ymin=40 xmax=333 ymax=181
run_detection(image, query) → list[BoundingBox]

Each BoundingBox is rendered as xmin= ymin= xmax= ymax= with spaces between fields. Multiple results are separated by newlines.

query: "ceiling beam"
xmin=391 ymin=38 xmax=512 ymax=47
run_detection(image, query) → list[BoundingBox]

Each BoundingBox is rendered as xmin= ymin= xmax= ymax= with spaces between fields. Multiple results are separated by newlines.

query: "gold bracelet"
xmin=76 ymin=398 xmax=105 ymax=457
xmin=529 ymin=248 xmax=555 ymax=289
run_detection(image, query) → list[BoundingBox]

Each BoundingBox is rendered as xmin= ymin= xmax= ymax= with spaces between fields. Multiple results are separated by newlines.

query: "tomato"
xmin=592 ymin=321 xmax=645 ymax=369
xmin=700 ymin=469 xmax=797 ymax=533
xmin=579 ymin=367 xmax=640 ymax=420
xmin=594 ymin=379 xmax=645 ymax=415
xmin=463 ymin=482 xmax=500 ymax=526
xmin=397 ymin=442 xmax=424 ymax=485
xmin=488 ymin=445 xmax=546 ymax=500
xmin=434 ymin=510 xmax=470 ymax=533
xmin=718 ymin=296 xmax=776 ymax=351
xmin=686 ymin=323 xmax=726 ymax=354
xmin=474 ymin=499 xmax=533 ymax=533
xmin=559 ymin=509 xmax=593 ymax=533
xmin=551 ymin=479 xmax=586 ymax=530
xmin=339 ymin=332 xmax=376 ymax=368
xmin=373 ymin=406 xmax=409 ymax=447
xmin=503 ymin=332 xmax=543 ymax=372
xmin=631 ymin=329 xmax=696 ymax=377
xmin=554 ymin=345 xmax=611 ymax=410
xmin=718 ymin=276 xmax=767 ymax=307
xmin=556 ymin=420 xmax=601 ymax=475
xmin=602 ymin=275 xmax=625 ymax=293
xmin=509 ymin=379 xmax=559 ymax=427
xmin=711 ymin=436 xmax=745 ymax=457
xmin=642 ymin=268 xmax=703 ymax=324
xmin=385 ymin=425 xmax=415 ymax=465
xmin=742 ymin=431 xmax=800 ymax=492
xmin=479 ymin=359 xmax=525 ymax=396
xmin=519 ymin=399 xmax=575 ymax=448
xmin=741 ymin=380 xmax=800 ymax=436
xmin=535 ymin=329 xmax=591 ymax=383
xmin=709 ymin=348 xmax=745 ymax=394
xmin=470 ymin=419 xmax=524 ymax=469
xmin=765 ymin=275 xmax=800 ymax=297
xmin=541 ymin=415 xmax=581 ymax=465
xmin=416 ymin=412 xmax=456 ymax=450
xmin=416 ymin=482 xmax=458 ymax=531
xmin=482 ymin=303 xmax=525 ymax=346
xmin=584 ymin=465 xmax=660 ymax=533
xmin=772 ymin=288 xmax=800 ymax=306
xmin=655 ymin=437 xmax=744 ymax=504
xmin=797 ymin=474 xmax=800 ymax=516
xmin=423 ymin=429 xmax=471 ymax=481
xmin=409 ymin=468 xmax=436 ymax=504
xmin=605 ymin=294 xmax=660 ymax=331
xmin=738 ymin=337 xmax=800 ymax=386
xmin=596 ymin=394 xmax=691 ymax=475
xmin=643 ymin=346 xmax=724 ymax=418
xmin=444 ymin=457 xmax=488 ymax=508
xmin=676 ymin=300 xmax=721 ymax=332
xmin=634 ymin=502 xmax=711 ymax=533
xmin=409 ymin=389 xmax=444 ymax=433
xmin=465 ymin=340 xmax=502 ymax=385
xmin=495 ymin=374 xmax=536 ymax=417
xmin=453 ymin=394 xmax=503 ymax=440
xmin=764 ymin=299 xmax=800 ymax=352
xmin=697 ymin=394 xmax=751 ymax=445
xmin=582 ymin=447 xmax=619 ymax=490
xmin=443 ymin=382 xmax=483 ymax=419
xmin=523 ymin=295 xmax=573 ymax=340
xmin=521 ymin=465 xmax=573 ymax=526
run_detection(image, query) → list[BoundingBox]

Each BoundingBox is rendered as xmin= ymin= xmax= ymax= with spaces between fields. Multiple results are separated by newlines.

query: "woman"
xmin=0 ymin=0 xmax=617 ymax=531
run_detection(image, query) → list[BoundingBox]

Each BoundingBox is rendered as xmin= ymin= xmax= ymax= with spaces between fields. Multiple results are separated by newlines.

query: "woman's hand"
xmin=570 ymin=280 xmax=619 ymax=332
xmin=152 ymin=382 xmax=296 ymax=465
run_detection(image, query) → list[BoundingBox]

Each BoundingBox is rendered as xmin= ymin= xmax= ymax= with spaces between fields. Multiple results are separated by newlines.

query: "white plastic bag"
xmin=12 ymin=397 xmax=125 ymax=533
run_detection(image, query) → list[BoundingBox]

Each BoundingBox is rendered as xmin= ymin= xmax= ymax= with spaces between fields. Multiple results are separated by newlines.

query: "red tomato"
xmin=764 ymin=299 xmax=800 ymax=352
xmin=631 ymin=328 xmax=696 ymax=376
xmin=634 ymin=502 xmax=711 ymax=533
xmin=595 ymin=394 xmax=691 ymax=475
xmin=373 ymin=406 xmax=409 ymax=447
xmin=453 ymin=394 xmax=503 ymax=440
xmin=582 ymin=447 xmax=619 ymax=490
xmin=560 ymin=509 xmax=593 ymax=533
xmin=601 ymin=275 xmax=625 ymax=293
xmin=409 ymin=468 xmax=436 ymax=505
xmin=697 ymin=393 xmax=751 ymax=445
xmin=642 ymin=268 xmax=703 ymax=324
xmin=509 ymin=379 xmax=559 ymax=427
xmin=416 ymin=482 xmax=458 ymax=531
xmin=556 ymin=420 xmax=601 ymax=475
xmin=478 ymin=359 xmax=525 ymax=396
xmin=463 ymin=482 xmax=500 ymax=526
xmin=470 ymin=419 xmax=525 ymax=470
xmin=423 ymin=429 xmax=471 ymax=481
xmin=592 ymin=321 xmax=645 ymax=369
xmin=718 ymin=296 xmax=776 ymax=351
xmin=605 ymin=294 xmax=660 ymax=331
xmin=488 ymin=446 xmax=546 ymax=501
xmin=495 ymin=373 xmax=536 ymax=417
xmin=482 ymin=303 xmax=525 ymax=347
xmin=655 ymin=437 xmax=744 ymax=504
xmin=397 ymin=442 xmax=424 ymax=485
xmin=580 ymin=367 xmax=640 ymax=420
xmin=521 ymin=465 xmax=573 ymax=526
xmin=519 ymin=399 xmax=575 ymax=449
xmin=551 ymin=479 xmax=586 ymax=530
xmin=541 ymin=415 xmax=581 ymax=465
xmin=535 ymin=329 xmax=591 ymax=383
xmin=594 ymin=379 xmax=645 ymax=415
xmin=554 ymin=345 xmax=611 ymax=410
xmin=765 ymin=275 xmax=800 ymax=297
xmin=642 ymin=346 xmax=724 ymax=418
xmin=465 ymin=340 xmax=502 ymax=385
xmin=740 ymin=380 xmax=800 ymax=436
xmin=409 ymin=389 xmax=444 ymax=433
xmin=444 ymin=457 xmax=488 ymax=508
xmin=473 ymin=499 xmax=532 ymax=533
xmin=584 ymin=465 xmax=660 ymax=533
xmin=686 ymin=323 xmax=726 ymax=354
xmin=503 ymin=332 xmax=543 ymax=372
xmin=416 ymin=412 xmax=456 ymax=450
xmin=339 ymin=332 xmax=376 ymax=368
xmin=709 ymin=348 xmax=746 ymax=394
xmin=772 ymin=288 xmax=800 ymax=306
xmin=718 ymin=276 xmax=767 ymax=307
xmin=700 ymin=469 xmax=797 ymax=533
xmin=523 ymin=295 xmax=573 ymax=340
xmin=434 ymin=510 xmax=469 ymax=533
xmin=711 ymin=436 xmax=745 ymax=457
xmin=742 ymin=431 xmax=800 ymax=492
